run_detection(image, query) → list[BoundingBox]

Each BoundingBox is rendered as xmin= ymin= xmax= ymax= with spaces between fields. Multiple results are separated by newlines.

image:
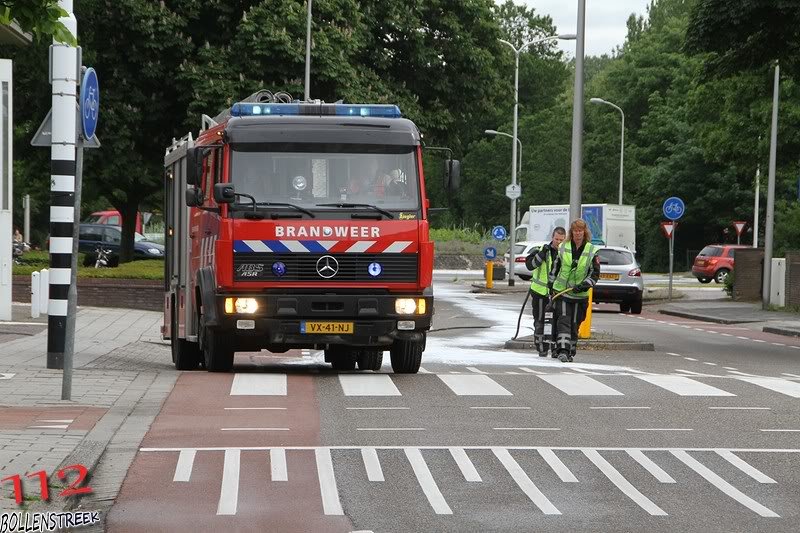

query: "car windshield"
xmin=698 ymin=246 xmax=723 ymax=257
xmin=230 ymin=143 xmax=420 ymax=213
xmin=598 ymin=249 xmax=634 ymax=265
xmin=513 ymin=244 xmax=528 ymax=255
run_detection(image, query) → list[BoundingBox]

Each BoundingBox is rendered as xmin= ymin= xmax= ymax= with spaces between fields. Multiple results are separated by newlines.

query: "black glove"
xmin=573 ymin=281 xmax=590 ymax=293
xmin=547 ymin=282 xmax=554 ymax=295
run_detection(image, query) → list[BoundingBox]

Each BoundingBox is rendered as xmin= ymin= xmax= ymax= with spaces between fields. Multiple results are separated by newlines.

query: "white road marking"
xmin=505 ymin=372 xmax=522 ymax=375
xmin=28 ymin=425 xmax=68 ymax=429
xmin=584 ymin=449 xmax=666 ymax=516
xmin=494 ymin=428 xmax=561 ymax=431
xmin=709 ymin=407 xmax=770 ymax=410
xmin=716 ymin=451 xmax=776 ymax=483
xmin=0 ymin=373 xmax=15 ymax=380
xmin=636 ymin=375 xmax=735 ymax=396
xmin=36 ymin=419 xmax=74 ymax=423
xmin=736 ymin=377 xmax=800 ymax=398
xmin=590 ymin=406 xmax=650 ymax=410
xmin=626 ymin=428 xmax=693 ymax=432
xmin=538 ymin=374 xmax=624 ymax=396
xmin=467 ymin=367 xmax=487 ymax=374
xmin=418 ymin=367 xmax=431 ymax=374
xmin=221 ymin=428 xmax=290 ymax=431
xmin=782 ymin=373 xmax=800 ymax=378
xmin=703 ymin=362 xmax=718 ymax=366
xmin=683 ymin=357 xmax=699 ymax=362
xmin=270 ymin=448 xmax=288 ymax=481
xmin=493 ymin=448 xmax=560 ymax=515
xmin=771 ymin=343 xmax=786 ymax=347
xmin=538 ymin=449 xmax=578 ymax=483
xmin=362 ymin=447 xmax=385 ymax=482
xmin=339 ymin=375 xmax=401 ymax=396
xmin=438 ymin=374 xmax=512 ymax=396
xmin=173 ymin=449 xmax=196 ymax=482
xmin=346 ymin=407 xmax=409 ymax=410
xmin=406 ymin=448 xmax=452 ymax=514
xmin=519 ymin=367 xmax=545 ymax=374
xmin=707 ymin=330 xmax=718 ymax=334
xmin=230 ymin=374 xmax=287 ymax=396
xmin=736 ymin=336 xmax=749 ymax=340
xmin=357 ymin=428 xmax=425 ymax=431
xmin=316 ymin=448 xmax=344 ymax=515
xmin=675 ymin=369 xmax=706 ymax=376
xmin=450 ymin=447 xmax=482 ymax=482
xmin=671 ymin=450 xmax=779 ymax=517
xmin=224 ymin=407 xmax=287 ymax=410
xmin=216 ymin=449 xmax=240 ymax=516
xmin=470 ymin=406 xmax=530 ymax=410
xmin=627 ymin=450 xmax=675 ymax=483
xmin=666 ymin=352 xmax=681 ymax=356
xmin=721 ymin=333 xmax=733 ymax=337
xmin=724 ymin=367 xmax=738 ymax=371
xmin=760 ymin=429 xmax=800 ymax=432
xmin=727 ymin=370 xmax=756 ymax=376
xmin=791 ymin=346 xmax=800 ymax=350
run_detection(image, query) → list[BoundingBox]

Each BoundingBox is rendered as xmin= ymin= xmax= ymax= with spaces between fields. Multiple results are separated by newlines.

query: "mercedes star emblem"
xmin=316 ymin=255 xmax=339 ymax=279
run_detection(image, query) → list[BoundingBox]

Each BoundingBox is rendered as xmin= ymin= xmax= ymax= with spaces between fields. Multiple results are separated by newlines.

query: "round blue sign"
xmin=80 ymin=68 xmax=99 ymax=139
xmin=368 ymin=262 xmax=382 ymax=277
xmin=491 ymin=226 xmax=507 ymax=241
xmin=484 ymin=247 xmax=497 ymax=260
xmin=662 ymin=197 xmax=685 ymax=221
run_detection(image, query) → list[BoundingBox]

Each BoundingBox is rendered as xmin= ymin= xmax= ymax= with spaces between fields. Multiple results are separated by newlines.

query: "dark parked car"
xmin=78 ymin=224 xmax=164 ymax=266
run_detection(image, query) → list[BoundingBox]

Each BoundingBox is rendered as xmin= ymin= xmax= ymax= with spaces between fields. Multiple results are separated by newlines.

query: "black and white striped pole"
xmin=47 ymin=0 xmax=78 ymax=370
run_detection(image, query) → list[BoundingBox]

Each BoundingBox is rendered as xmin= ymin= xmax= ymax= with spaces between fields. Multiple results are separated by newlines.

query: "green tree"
xmin=0 ymin=0 xmax=75 ymax=44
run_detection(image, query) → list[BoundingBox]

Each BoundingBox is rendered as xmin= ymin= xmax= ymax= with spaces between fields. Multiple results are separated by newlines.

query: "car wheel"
xmin=714 ymin=269 xmax=730 ymax=284
xmin=620 ymin=302 xmax=631 ymax=313
xmin=698 ymin=277 xmax=712 ymax=284
xmin=518 ymin=274 xmax=532 ymax=281
xmin=630 ymin=297 xmax=643 ymax=315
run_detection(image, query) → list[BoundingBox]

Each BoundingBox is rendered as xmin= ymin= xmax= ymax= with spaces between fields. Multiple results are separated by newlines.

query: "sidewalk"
xmin=0 ymin=306 xmax=176 ymax=515
xmin=657 ymin=300 xmax=800 ymax=337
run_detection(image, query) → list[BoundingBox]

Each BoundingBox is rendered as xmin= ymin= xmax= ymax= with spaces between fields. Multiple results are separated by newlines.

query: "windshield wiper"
xmin=252 ymin=202 xmax=316 ymax=218
xmin=315 ymin=203 xmax=394 ymax=219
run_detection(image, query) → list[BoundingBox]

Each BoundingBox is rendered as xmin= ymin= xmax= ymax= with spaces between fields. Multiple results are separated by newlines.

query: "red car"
xmin=692 ymin=244 xmax=748 ymax=284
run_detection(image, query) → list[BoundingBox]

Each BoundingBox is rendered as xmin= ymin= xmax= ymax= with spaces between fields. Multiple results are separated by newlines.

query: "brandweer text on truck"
xmin=162 ymin=91 xmax=459 ymax=374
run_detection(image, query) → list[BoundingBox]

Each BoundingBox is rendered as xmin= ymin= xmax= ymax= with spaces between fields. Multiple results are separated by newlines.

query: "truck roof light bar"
xmin=229 ymin=102 xmax=402 ymax=118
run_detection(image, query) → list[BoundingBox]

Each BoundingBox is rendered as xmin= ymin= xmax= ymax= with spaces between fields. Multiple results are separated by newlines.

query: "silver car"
xmin=504 ymin=241 xmax=548 ymax=281
xmin=592 ymin=246 xmax=644 ymax=314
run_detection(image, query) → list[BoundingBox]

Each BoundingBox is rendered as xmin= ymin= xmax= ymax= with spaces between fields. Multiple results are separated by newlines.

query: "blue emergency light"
xmin=230 ymin=102 xmax=402 ymax=118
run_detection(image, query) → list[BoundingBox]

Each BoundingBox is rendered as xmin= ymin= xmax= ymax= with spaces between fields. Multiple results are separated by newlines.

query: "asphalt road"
xmin=106 ymin=280 xmax=800 ymax=533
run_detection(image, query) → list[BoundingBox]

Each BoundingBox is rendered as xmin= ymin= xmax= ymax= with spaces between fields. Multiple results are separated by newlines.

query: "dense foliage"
xmin=6 ymin=0 xmax=800 ymax=268
xmin=1 ymin=0 xmax=75 ymax=44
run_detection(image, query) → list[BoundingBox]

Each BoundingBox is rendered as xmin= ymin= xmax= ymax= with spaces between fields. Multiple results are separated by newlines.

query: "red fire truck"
xmin=163 ymin=91 xmax=459 ymax=373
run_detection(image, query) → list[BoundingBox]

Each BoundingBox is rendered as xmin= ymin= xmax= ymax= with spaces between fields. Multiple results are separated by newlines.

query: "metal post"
xmin=508 ymin=51 xmax=520 ymax=287
xmin=668 ymin=227 xmax=675 ymax=302
xmin=304 ymin=0 xmax=312 ymax=101
xmin=568 ymin=0 xmax=587 ymax=222
xmin=762 ymin=62 xmax=779 ymax=310
xmin=31 ymin=271 xmax=40 ymax=318
xmin=753 ymin=164 xmax=760 ymax=248
xmin=23 ymin=194 xmax=30 ymax=244
xmin=47 ymin=0 xmax=77 ymax=369
xmin=618 ymin=111 xmax=625 ymax=205
xmin=62 ymin=134 xmax=83 ymax=400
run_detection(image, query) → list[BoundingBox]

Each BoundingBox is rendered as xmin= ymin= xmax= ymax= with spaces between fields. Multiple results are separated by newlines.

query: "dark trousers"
xmin=555 ymin=297 xmax=588 ymax=356
xmin=531 ymin=292 xmax=554 ymax=354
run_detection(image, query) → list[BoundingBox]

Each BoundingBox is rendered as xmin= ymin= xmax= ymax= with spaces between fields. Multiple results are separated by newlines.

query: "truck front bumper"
xmin=212 ymin=291 xmax=432 ymax=351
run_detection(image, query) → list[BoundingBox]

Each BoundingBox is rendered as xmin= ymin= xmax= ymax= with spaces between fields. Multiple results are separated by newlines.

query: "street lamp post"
xmin=590 ymin=98 xmax=625 ymax=204
xmin=304 ymin=0 xmax=312 ymax=101
xmin=569 ymin=0 xmax=587 ymax=223
xmin=485 ymin=130 xmax=522 ymax=177
xmin=498 ymin=33 xmax=576 ymax=286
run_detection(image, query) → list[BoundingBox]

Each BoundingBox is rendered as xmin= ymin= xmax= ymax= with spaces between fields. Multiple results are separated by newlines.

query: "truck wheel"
xmin=630 ymin=297 xmax=643 ymax=315
xmin=620 ymin=302 xmax=631 ymax=313
xmin=390 ymin=339 xmax=423 ymax=374
xmin=171 ymin=305 xmax=201 ymax=370
xmin=200 ymin=317 xmax=234 ymax=372
xmin=357 ymin=350 xmax=383 ymax=371
xmin=327 ymin=346 xmax=356 ymax=371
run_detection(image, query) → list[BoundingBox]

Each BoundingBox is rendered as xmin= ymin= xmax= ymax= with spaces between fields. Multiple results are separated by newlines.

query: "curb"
xmin=504 ymin=338 xmax=654 ymax=351
xmin=763 ymin=326 xmax=800 ymax=338
xmin=470 ymin=283 xmax=529 ymax=294
xmin=658 ymin=309 xmax=757 ymax=324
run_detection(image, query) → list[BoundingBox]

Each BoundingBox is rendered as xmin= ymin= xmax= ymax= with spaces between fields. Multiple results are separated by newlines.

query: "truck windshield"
xmin=230 ymin=144 xmax=420 ymax=213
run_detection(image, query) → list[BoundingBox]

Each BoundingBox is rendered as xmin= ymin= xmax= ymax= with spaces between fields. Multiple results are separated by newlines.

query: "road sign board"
xmin=491 ymin=226 xmax=507 ymax=241
xmin=484 ymin=247 xmax=497 ymax=260
xmin=31 ymin=106 xmax=101 ymax=148
xmin=80 ymin=67 xmax=99 ymax=139
xmin=505 ymin=184 xmax=521 ymax=200
xmin=733 ymin=221 xmax=747 ymax=237
xmin=660 ymin=221 xmax=677 ymax=238
xmin=662 ymin=197 xmax=685 ymax=221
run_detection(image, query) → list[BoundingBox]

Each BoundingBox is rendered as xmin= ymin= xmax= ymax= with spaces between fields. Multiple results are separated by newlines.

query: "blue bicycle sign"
xmin=662 ymin=197 xmax=685 ymax=221
xmin=80 ymin=68 xmax=99 ymax=139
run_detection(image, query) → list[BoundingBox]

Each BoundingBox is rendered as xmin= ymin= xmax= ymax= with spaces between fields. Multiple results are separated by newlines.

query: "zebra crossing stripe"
xmin=735 ymin=377 xmax=800 ymax=398
xmin=538 ymin=449 xmax=578 ymax=483
xmin=584 ymin=449 xmax=667 ymax=516
xmin=438 ymin=375 xmax=512 ymax=396
xmin=493 ymin=448 xmax=561 ymax=515
xmin=406 ymin=448 xmax=453 ymax=515
xmin=271 ymin=448 xmax=288 ymax=482
xmin=672 ymin=450 xmax=779 ymax=517
xmin=636 ymin=375 xmax=734 ymax=396
xmin=626 ymin=450 xmax=675 ymax=484
xmin=450 ymin=448 xmax=482 ymax=482
xmin=315 ymin=448 xmax=344 ymax=515
xmin=217 ymin=449 xmax=241 ymax=516
xmin=362 ymin=448 xmax=385 ymax=482
xmin=538 ymin=374 xmax=624 ymax=396
xmin=173 ymin=449 xmax=196 ymax=482
xmin=716 ymin=451 xmax=776 ymax=484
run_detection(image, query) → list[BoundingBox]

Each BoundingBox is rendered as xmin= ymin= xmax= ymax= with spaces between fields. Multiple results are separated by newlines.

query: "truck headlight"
xmin=395 ymin=298 xmax=426 ymax=315
xmin=224 ymin=297 xmax=259 ymax=314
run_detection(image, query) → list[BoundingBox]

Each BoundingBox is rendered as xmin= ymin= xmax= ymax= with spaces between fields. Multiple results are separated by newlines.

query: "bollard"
xmin=39 ymin=268 xmax=49 ymax=315
xmin=486 ymin=261 xmax=494 ymax=289
xmin=578 ymin=288 xmax=593 ymax=339
xmin=31 ymin=271 xmax=40 ymax=318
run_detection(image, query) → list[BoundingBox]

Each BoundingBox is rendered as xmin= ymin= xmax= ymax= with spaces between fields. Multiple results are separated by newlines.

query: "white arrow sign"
xmin=505 ymin=184 xmax=521 ymax=200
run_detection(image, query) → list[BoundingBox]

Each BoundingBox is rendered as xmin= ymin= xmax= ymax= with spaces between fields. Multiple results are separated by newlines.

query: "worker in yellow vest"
xmin=524 ymin=227 xmax=566 ymax=357
xmin=548 ymin=219 xmax=600 ymax=362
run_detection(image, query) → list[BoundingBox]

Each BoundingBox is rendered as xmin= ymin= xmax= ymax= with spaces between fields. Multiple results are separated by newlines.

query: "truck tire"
xmin=201 ymin=317 xmax=234 ymax=372
xmin=390 ymin=339 xmax=423 ymax=374
xmin=327 ymin=346 xmax=356 ymax=371
xmin=357 ymin=350 xmax=383 ymax=371
xmin=630 ymin=296 xmax=643 ymax=315
xmin=171 ymin=305 xmax=201 ymax=370
xmin=620 ymin=302 xmax=631 ymax=313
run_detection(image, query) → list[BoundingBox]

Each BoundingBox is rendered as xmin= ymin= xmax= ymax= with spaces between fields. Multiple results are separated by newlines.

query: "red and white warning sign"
xmin=733 ymin=221 xmax=747 ymax=237
xmin=660 ymin=221 xmax=677 ymax=238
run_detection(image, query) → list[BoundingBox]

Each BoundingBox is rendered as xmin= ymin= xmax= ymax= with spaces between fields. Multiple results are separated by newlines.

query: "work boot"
xmin=538 ymin=351 xmax=548 ymax=357
xmin=558 ymin=353 xmax=569 ymax=363
xmin=567 ymin=355 xmax=574 ymax=362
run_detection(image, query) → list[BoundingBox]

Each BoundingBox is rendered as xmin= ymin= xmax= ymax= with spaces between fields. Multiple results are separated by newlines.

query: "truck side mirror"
xmin=443 ymin=159 xmax=461 ymax=193
xmin=214 ymin=183 xmax=236 ymax=204
xmin=185 ymin=147 xmax=208 ymax=186
xmin=185 ymin=186 xmax=203 ymax=207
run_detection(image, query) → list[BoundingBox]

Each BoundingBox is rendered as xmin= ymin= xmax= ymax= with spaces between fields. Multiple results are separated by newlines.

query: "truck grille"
xmin=233 ymin=253 xmax=418 ymax=282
